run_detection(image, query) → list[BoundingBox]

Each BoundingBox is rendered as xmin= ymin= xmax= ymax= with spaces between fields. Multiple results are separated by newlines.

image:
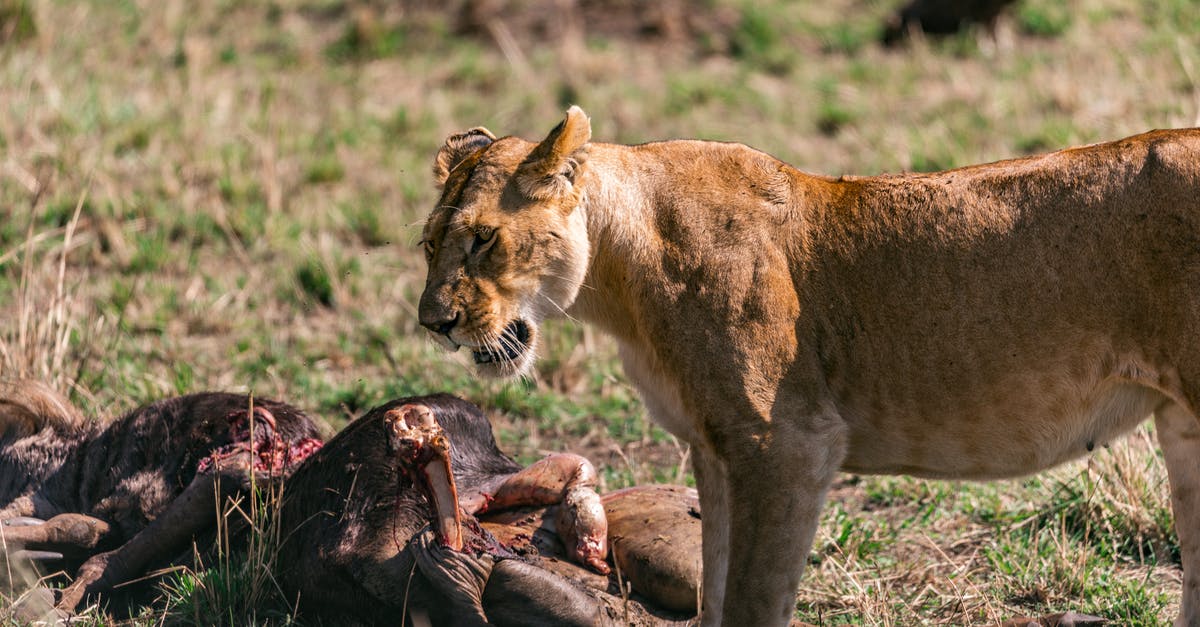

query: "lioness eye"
xmin=471 ymin=227 xmax=496 ymax=254
xmin=422 ymin=239 xmax=434 ymax=261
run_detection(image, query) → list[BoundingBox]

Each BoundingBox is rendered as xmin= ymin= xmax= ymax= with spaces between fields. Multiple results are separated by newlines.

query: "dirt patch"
xmin=452 ymin=0 xmax=739 ymax=49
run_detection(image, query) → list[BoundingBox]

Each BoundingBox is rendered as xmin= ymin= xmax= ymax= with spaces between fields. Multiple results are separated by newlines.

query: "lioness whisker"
xmin=540 ymin=294 xmax=581 ymax=324
xmin=539 ymin=270 xmax=596 ymax=292
xmin=495 ymin=331 xmax=521 ymax=361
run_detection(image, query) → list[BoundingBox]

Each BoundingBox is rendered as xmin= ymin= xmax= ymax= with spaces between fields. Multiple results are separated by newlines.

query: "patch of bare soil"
xmin=451 ymin=0 xmax=739 ymax=50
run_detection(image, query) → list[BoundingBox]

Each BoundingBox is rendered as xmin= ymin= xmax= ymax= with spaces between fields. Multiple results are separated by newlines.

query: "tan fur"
xmin=419 ymin=108 xmax=1200 ymax=626
xmin=0 ymin=379 xmax=85 ymax=438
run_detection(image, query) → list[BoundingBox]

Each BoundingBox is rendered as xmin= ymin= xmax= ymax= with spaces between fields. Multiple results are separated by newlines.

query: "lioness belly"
xmin=839 ymin=377 xmax=1167 ymax=480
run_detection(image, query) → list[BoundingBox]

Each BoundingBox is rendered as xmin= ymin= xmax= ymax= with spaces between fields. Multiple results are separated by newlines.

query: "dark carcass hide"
xmin=275 ymin=394 xmax=702 ymax=626
xmin=0 ymin=379 xmax=324 ymax=614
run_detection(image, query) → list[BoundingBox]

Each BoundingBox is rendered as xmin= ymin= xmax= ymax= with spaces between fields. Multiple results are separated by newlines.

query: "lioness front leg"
xmin=1155 ymin=403 xmax=1200 ymax=627
xmin=692 ymin=447 xmax=731 ymax=624
xmin=713 ymin=411 xmax=844 ymax=627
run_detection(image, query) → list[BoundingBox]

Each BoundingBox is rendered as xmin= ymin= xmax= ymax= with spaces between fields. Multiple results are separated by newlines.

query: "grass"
xmin=797 ymin=428 xmax=1177 ymax=625
xmin=158 ymin=483 xmax=297 ymax=626
xmin=0 ymin=194 xmax=92 ymax=400
xmin=0 ymin=0 xmax=1197 ymax=623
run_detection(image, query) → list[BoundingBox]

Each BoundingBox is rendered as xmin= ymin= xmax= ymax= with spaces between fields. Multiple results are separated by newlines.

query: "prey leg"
xmin=467 ymin=453 xmax=598 ymax=512
xmin=55 ymin=407 xmax=292 ymax=614
xmin=54 ymin=470 xmax=249 ymax=612
xmin=0 ymin=514 xmax=112 ymax=561
xmin=467 ymin=453 xmax=609 ymax=574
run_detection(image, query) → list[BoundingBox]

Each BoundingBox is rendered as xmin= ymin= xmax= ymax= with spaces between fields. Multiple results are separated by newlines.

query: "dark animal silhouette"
xmin=881 ymin=0 xmax=1019 ymax=46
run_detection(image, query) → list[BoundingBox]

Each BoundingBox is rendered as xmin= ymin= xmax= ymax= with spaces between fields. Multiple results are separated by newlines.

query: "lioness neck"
xmin=568 ymin=140 xmax=822 ymax=340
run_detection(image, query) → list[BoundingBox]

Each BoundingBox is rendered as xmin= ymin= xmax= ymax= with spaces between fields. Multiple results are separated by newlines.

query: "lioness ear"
xmin=516 ymin=106 xmax=591 ymax=200
xmin=433 ymin=127 xmax=497 ymax=189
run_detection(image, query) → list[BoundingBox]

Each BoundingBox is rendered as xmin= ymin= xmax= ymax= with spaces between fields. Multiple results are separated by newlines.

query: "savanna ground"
xmin=1 ymin=0 xmax=1198 ymax=624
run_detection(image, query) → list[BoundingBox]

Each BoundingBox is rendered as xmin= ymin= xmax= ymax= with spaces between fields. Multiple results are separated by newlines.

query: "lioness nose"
xmin=421 ymin=311 xmax=460 ymax=336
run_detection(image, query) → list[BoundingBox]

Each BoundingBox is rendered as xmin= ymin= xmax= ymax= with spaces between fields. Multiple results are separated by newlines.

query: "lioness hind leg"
xmin=1154 ymin=402 xmax=1200 ymax=627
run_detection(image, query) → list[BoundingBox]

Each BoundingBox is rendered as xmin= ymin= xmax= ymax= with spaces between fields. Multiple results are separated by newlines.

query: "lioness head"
xmin=418 ymin=107 xmax=592 ymax=378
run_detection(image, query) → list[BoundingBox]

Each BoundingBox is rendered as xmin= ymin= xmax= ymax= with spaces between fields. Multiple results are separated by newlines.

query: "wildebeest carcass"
xmin=275 ymin=393 xmax=702 ymax=626
xmin=0 ymin=379 xmax=325 ymax=615
xmin=2 ymin=382 xmax=702 ymax=624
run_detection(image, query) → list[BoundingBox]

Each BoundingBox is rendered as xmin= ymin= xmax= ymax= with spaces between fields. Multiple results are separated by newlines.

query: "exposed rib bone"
xmin=386 ymin=405 xmax=464 ymax=551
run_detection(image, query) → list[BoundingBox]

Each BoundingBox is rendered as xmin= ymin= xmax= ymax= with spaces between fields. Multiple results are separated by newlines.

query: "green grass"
xmin=1 ymin=0 xmax=1196 ymax=623
xmin=156 ymin=486 xmax=297 ymax=627
xmin=0 ymin=0 xmax=36 ymax=43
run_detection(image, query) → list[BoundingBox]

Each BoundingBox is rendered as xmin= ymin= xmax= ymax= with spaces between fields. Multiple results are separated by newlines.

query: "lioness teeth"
xmin=472 ymin=346 xmax=522 ymax=364
xmin=466 ymin=320 xmax=531 ymax=366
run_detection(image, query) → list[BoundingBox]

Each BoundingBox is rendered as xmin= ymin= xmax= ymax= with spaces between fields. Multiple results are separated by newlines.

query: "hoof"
xmin=4 ymin=585 xmax=71 ymax=625
xmin=11 ymin=549 xmax=65 ymax=562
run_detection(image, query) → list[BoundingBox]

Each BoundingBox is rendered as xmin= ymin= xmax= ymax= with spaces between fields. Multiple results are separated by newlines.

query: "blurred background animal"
xmin=881 ymin=0 xmax=1020 ymax=46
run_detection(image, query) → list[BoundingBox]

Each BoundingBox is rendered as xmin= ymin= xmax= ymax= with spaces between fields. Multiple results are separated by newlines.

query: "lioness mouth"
xmin=472 ymin=319 xmax=531 ymax=365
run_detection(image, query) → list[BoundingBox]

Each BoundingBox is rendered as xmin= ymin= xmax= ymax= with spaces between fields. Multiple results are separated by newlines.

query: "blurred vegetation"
xmin=0 ymin=0 xmax=35 ymax=43
xmin=0 ymin=0 xmax=1196 ymax=622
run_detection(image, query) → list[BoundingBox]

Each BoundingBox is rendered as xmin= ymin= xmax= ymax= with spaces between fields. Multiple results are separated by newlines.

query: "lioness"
xmin=417 ymin=107 xmax=1200 ymax=626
